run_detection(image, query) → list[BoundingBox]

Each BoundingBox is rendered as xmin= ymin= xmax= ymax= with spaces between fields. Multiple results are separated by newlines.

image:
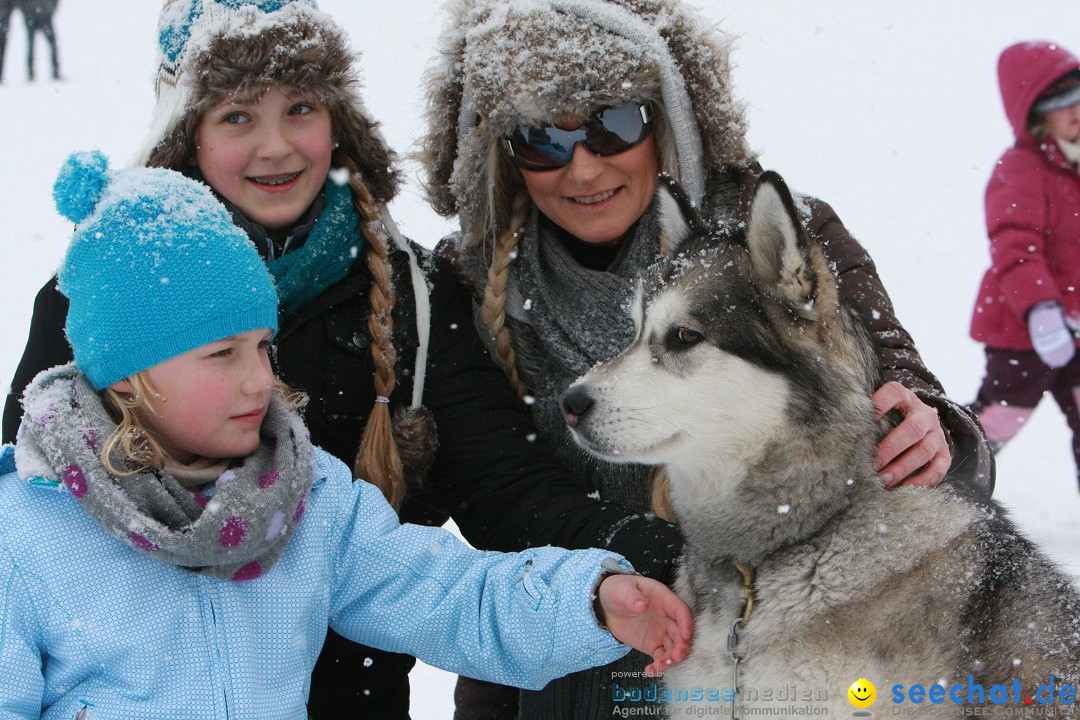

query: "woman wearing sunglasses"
xmin=419 ymin=0 xmax=995 ymax=717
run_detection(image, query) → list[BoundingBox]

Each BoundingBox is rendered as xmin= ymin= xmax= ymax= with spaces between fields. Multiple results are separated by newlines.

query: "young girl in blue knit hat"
xmin=0 ymin=150 xmax=691 ymax=719
xmin=2 ymin=2 xmax=690 ymax=717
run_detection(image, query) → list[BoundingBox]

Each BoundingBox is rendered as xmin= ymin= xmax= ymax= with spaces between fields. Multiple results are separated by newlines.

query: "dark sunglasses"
xmin=502 ymin=103 xmax=654 ymax=171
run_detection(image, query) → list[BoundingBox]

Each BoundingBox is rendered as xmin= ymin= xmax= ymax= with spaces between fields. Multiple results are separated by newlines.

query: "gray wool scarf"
xmin=15 ymin=364 xmax=314 ymax=582
xmin=507 ymin=208 xmax=666 ymax=717
xmin=506 ymin=206 xmax=664 ymax=513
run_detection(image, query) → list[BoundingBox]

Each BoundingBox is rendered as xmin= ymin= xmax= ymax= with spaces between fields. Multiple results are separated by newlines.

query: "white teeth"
xmin=573 ymin=189 xmax=617 ymax=205
xmin=251 ymin=172 xmax=300 ymax=186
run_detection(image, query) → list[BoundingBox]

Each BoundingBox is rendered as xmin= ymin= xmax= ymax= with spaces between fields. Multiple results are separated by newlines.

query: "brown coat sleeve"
xmin=801 ymin=188 xmax=994 ymax=497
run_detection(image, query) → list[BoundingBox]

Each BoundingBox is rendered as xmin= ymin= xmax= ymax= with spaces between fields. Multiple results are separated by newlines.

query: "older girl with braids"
xmin=419 ymin=0 xmax=995 ymax=717
xmin=2 ymin=1 xmax=689 ymax=718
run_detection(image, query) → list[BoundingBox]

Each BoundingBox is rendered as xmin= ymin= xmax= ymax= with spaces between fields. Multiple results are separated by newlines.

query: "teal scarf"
xmin=267 ymin=179 xmax=363 ymax=317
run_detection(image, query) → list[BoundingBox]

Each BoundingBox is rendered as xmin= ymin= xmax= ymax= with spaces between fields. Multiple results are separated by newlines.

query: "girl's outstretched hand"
xmin=597 ymin=574 xmax=693 ymax=676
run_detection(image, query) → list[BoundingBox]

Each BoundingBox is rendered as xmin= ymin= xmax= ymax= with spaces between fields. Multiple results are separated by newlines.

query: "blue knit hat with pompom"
xmin=54 ymin=150 xmax=279 ymax=390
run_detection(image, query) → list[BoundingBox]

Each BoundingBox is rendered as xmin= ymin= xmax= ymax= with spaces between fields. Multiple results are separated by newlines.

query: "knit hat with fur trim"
xmin=418 ymin=0 xmax=754 ymax=241
xmin=54 ymin=150 xmax=279 ymax=390
xmin=137 ymin=0 xmax=398 ymax=203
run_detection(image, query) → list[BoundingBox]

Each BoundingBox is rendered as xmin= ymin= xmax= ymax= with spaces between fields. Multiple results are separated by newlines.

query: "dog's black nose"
xmin=560 ymin=385 xmax=594 ymax=426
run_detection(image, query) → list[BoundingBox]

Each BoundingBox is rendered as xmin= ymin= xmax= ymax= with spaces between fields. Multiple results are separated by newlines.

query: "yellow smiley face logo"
xmin=848 ymin=678 xmax=876 ymax=708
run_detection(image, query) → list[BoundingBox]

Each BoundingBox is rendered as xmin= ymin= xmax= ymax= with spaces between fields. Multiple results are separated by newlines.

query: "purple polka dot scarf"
xmin=14 ymin=363 xmax=314 ymax=582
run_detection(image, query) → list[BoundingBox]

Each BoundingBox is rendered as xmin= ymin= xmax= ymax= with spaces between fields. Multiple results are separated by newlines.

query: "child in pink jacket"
xmin=970 ymin=40 xmax=1080 ymax=484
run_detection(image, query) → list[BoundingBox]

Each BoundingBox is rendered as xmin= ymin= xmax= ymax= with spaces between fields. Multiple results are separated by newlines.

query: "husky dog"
xmin=562 ymin=173 xmax=1080 ymax=716
xmin=0 ymin=0 xmax=60 ymax=82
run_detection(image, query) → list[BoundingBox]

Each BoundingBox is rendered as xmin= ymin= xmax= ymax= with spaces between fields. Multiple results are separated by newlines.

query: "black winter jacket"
xmin=3 ymin=243 xmax=683 ymax=719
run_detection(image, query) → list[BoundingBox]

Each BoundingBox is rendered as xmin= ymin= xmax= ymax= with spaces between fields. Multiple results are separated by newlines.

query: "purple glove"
xmin=1028 ymin=300 xmax=1076 ymax=369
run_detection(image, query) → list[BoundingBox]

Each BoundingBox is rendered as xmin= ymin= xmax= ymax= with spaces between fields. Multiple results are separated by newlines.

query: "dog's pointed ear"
xmin=655 ymin=173 xmax=707 ymax=255
xmin=746 ymin=171 xmax=818 ymax=316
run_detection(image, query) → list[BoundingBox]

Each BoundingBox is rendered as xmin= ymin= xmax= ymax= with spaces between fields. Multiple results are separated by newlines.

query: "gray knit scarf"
xmin=507 ymin=208 xmax=664 ymax=717
xmin=15 ymin=364 xmax=314 ymax=582
xmin=506 ymin=206 xmax=664 ymax=512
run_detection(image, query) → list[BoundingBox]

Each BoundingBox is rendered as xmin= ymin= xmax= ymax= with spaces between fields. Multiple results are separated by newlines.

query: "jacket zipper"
xmin=205 ymin=585 xmax=231 ymax=718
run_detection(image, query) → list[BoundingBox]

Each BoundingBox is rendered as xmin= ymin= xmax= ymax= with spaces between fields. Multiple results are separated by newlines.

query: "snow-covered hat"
xmin=137 ymin=0 xmax=398 ymax=203
xmin=54 ymin=150 xmax=279 ymax=390
xmin=419 ymin=0 xmax=754 ymax=241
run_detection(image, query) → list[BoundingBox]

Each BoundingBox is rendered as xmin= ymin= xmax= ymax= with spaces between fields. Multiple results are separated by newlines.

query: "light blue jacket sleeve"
xmin=318 ymin=451 xmax=632 ymax=690
xmin=0 ymin=538 xmax=45 ymax=720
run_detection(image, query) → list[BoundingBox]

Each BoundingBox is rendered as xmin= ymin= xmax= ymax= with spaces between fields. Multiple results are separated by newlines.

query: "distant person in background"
xmin=0 ymin=0 xmax=60 ymax=82
xmin=970 ymin=40 xmax=1080 ymax=486
xmin=20 ymin=0 xmax=60 ymax=80
xmin=0 ymin=0 xmax=14 ymax=81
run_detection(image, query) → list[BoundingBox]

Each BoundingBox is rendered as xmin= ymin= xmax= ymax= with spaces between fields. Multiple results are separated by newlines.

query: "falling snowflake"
xmin=329 ymin=167 xmax=352 ymax=186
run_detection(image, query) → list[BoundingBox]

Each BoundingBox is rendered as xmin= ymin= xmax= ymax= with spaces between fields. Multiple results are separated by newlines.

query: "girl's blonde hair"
xmin=101 ymin=372 xmax=168 ymax=475
xmin=100 ymin=373 xmax=306 ymax=475
xmin=341 ymin=160 xmax=409 ymax=511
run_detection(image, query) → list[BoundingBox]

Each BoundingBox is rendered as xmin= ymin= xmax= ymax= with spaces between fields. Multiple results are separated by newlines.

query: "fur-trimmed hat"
xmin=54 ymin=150 xmax=279 ymax=390
xmin=136 ymin=0 xmax=398 ymax=203
xmin=418 ymin=0 xmax=754 ymax=241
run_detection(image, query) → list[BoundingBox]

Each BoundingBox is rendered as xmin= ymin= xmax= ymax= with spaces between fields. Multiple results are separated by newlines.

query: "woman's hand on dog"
xmin=872 ymin=381 xmax=951 ymax=487
xmin=597 ymin=574 xmax=693 ymax=676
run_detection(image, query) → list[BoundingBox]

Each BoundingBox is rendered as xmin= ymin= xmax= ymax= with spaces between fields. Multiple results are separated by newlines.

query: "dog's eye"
xmin=670 ymin=327 xmax=704 ymax=347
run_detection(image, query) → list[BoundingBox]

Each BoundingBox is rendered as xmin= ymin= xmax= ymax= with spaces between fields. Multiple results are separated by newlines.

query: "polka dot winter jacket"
xmin=0 ymin=445 xmax=629 ymax=720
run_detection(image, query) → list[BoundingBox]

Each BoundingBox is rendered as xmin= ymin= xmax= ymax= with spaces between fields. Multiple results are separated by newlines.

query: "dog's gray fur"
xmin=0 ymin=0 xmax=59 ymax=82
xmin=563 ymin=173 xmax=1080 ymax=715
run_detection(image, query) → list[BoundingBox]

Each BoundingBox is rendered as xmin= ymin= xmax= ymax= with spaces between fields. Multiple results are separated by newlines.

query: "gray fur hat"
xmin=136 ymin=0 xmax=398 ymax=203
xmin=419 ymin=0 xmax=755 ymax=241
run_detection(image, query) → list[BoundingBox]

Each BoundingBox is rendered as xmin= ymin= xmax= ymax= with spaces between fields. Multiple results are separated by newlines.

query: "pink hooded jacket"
xmin=970 ymin=41 xmax=1080 ymax=349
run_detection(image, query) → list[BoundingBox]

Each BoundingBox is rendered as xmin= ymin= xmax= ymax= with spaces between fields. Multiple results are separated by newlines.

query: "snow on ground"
xmin=1 ymin=2 xmax=1077 ymax=718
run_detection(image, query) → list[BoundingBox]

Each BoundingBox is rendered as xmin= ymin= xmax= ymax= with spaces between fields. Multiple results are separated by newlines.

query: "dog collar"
xmin=735 ymin=562 xmax=756 ymax=626
xmin=728 ymin=562 xmax=757 ymax=720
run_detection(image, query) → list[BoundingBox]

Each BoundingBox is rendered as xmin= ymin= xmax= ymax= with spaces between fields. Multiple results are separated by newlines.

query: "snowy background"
xmin=1 ymin=1 xmax=1078 ymax=717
